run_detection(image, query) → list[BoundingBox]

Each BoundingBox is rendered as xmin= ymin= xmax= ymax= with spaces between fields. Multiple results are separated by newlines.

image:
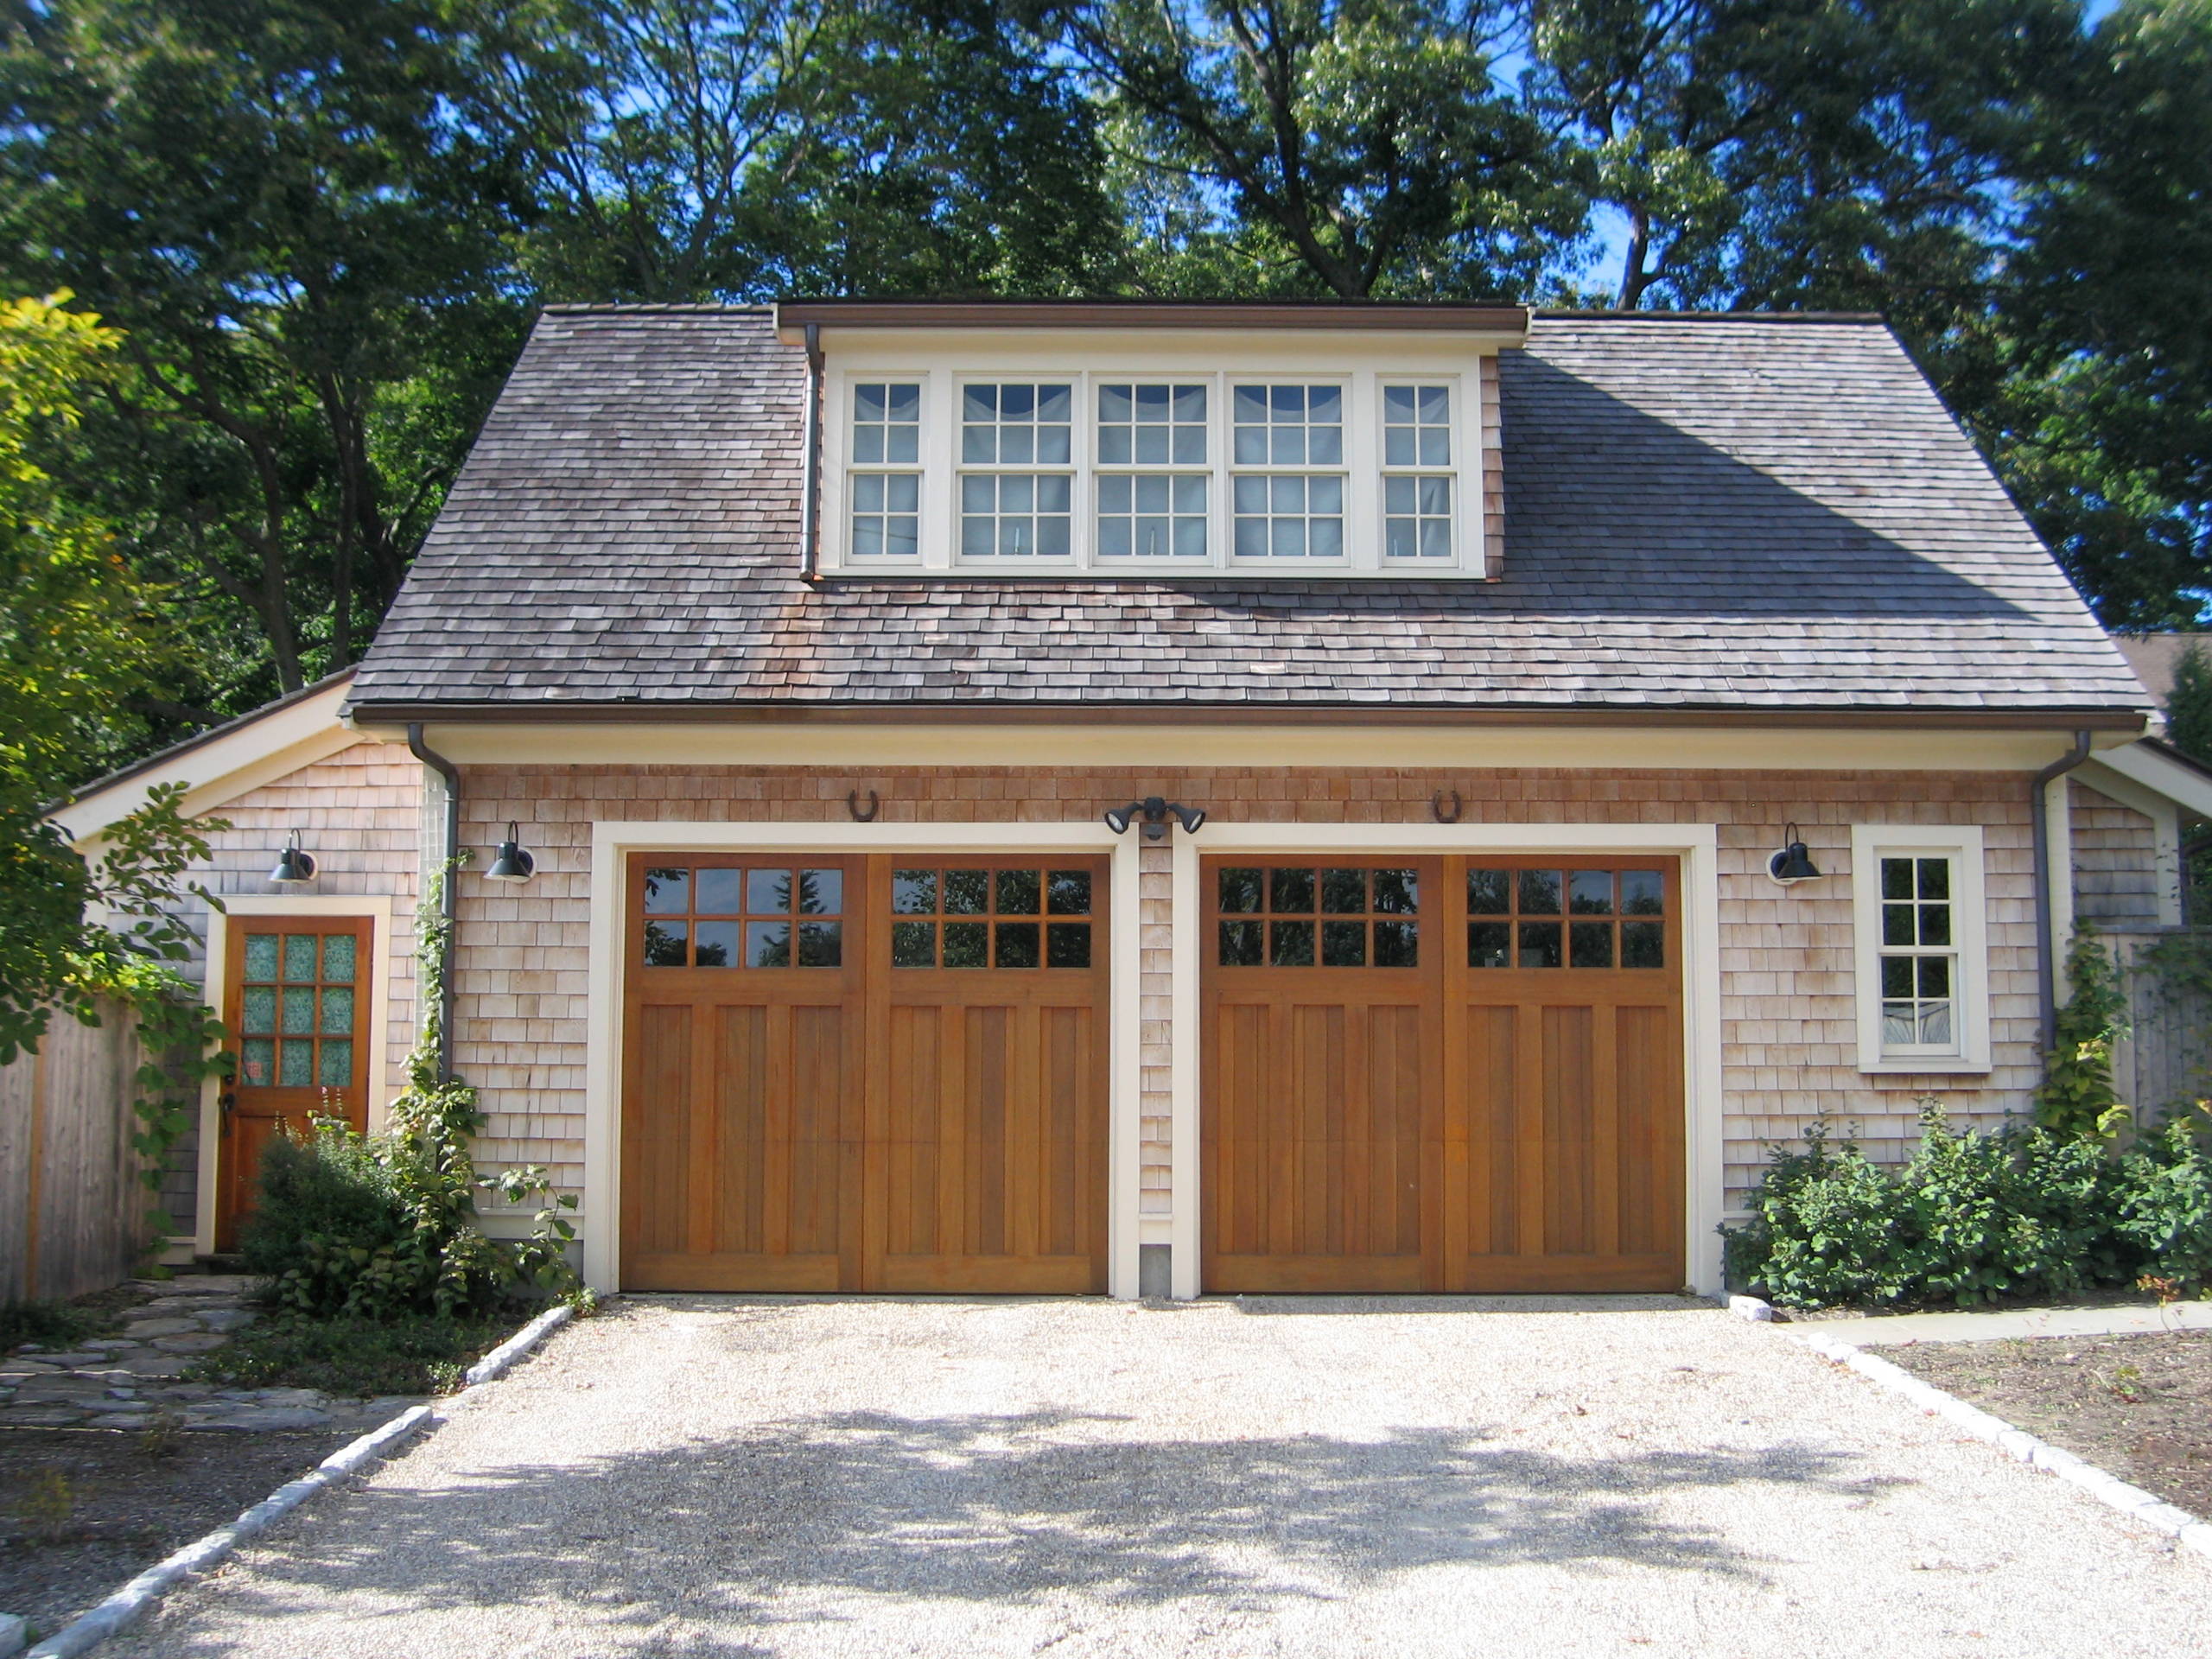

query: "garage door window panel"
xmin=1468 ymin=865 xmax=1668 ymax=971
xmin=1214 ymin=863 xmax=1421 ymax=969
xmin=640 ymin=864 xmax=844 ymax=969
xmin=890 ymin=864 xmax=1093 ymax=969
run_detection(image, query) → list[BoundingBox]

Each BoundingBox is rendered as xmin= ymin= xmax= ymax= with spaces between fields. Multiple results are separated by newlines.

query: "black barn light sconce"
xmin=486 ymin=822 xmax=537 ymax=883
xmin=1766 ymin=822 xmax=1824 ymax=886
xmin=1103 ymin=797 xmax=1207 ymax=842
xmin=267 ymin=829 xmax=317 ymax=886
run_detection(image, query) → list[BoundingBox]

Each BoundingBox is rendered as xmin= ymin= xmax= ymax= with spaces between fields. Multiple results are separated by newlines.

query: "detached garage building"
xmin=58 ymin=300 xmax=2202 ymax=1301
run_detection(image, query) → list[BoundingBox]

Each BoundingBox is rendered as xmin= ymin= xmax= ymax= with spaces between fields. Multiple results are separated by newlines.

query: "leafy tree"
xmin=1038 ymin=0 xmax=1580 ymax=298
xmin=0 ymin=0 xmax=531 ymax=696
xmin=0 ymin=293 xmax=218 ymax=1063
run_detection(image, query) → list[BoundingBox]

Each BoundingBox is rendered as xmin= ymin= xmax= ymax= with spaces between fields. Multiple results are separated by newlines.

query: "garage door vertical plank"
xmin=1437 ymin=855 xmax=1469 ymax=1290
xmin=1340 ymin=1000 xmax=1368 ymax=1262
xmin=938 ymin=1002 xmax=968 ymax=1260
xmin=1009 ymin=1001 xmax=1043 ymax=1266
xmin=1592 ymin=999 xmax=1621 ymax=1261
xmin=686 ymin=997 xmax=719 ymax=1258
xmin=1514 ymin=1001 xmax=1546 ymax=1261
xmin=855 ymin=855 xmax=887 ymax=1291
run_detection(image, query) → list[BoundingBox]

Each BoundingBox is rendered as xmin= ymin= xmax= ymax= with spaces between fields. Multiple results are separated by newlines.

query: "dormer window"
xmin=814 ymin=334 xmax=1500 ymax=579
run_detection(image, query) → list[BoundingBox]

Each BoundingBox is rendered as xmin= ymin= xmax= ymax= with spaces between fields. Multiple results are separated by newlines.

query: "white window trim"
xmin=1850 ymin=823 xmax=1993 ymax=1075
xmin=820 ymin=359 xmax=1485 ymax=579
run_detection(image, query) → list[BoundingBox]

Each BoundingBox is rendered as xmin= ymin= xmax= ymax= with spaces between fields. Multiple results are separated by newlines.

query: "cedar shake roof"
xmin=346 ymin=304 xmax=2151 ymax=721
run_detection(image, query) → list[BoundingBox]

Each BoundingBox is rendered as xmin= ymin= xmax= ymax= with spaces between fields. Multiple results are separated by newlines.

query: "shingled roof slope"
xmin=347 ymin=305 xmax=2149 ymax=717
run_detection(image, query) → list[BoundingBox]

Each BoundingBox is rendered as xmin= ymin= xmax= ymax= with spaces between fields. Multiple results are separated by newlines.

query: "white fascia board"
xmin=2091 ymin=742 xmax=2212 ymax=823
xmin=48 ymin=680 xmax=375 ymax=847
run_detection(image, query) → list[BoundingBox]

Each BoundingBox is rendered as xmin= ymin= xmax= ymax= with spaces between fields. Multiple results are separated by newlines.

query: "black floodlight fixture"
xmin=1103 ymin=797 xmax=1208 ymax=841
xmin=268 ymin=829 xmax=317 ymax=886
xmin=486 ymin=822 xmax=537 ymax=882
xmin=1767 ymin=823 xmax=1824 ymax=886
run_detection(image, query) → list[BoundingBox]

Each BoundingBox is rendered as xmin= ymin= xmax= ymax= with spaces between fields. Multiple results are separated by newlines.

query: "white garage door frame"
xmin=1169 ymin=822 xmax=1725 ymax=1300
xmin=583 ymin=819 xmax=1143 ymax=1297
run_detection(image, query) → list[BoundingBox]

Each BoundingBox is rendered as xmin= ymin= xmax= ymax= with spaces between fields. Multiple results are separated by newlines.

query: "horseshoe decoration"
xmin=847 ymin=789 xmax=880 ymax=823
xmin=1432 ymin=789 xmax=1464 ymax=824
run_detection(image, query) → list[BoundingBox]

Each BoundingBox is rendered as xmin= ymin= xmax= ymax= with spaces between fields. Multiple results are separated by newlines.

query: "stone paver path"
xmin=111 ymin=1294 xmax=2212 ymax=1659
xmin=1 ymin=1277 xmax=419 ymax=1436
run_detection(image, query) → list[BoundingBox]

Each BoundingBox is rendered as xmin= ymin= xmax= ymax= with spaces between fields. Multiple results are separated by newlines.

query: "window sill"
xmin=816 ymin=564 xmax=1497 ymax=582
xmin=1857 ymin=1057 xmax=1994 ymax=1077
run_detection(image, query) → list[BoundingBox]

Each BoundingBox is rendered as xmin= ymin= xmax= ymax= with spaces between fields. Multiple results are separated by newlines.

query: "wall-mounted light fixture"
xmin=1103 ymin=796 xmax=1207 ymax=842
xmin=267 ymin=830 xmax=317 ymax=886
xmin=1767 ymin=822 xmax=1824 ymax=886
xmin=486 ymin=822 xmax=537 ymax=882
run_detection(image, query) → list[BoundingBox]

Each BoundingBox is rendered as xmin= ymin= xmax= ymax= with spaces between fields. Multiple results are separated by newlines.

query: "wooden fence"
xmin=2105 ymin=928 xmax=2212 ymax=1120
xmin=0 ymin=998 xmax=162 ymax=1302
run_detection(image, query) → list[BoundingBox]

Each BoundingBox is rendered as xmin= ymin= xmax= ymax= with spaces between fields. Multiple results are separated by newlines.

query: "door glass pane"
xmin=241 ymin=987 xmax=276 ymax=1034
xmin=1518 ymin=922 xmax=1563 ymax=968
xmin=746 ymin=922 xmax=792 ymax=968
xmin=944 ymin=870 xmax=990 ymax=914
xmin=1270 ymin=919 xmax=1315 ymax=966
xmin=1217 ymin=868 xmax=1263 ymax=913
xmin=995 ymin=869 xmax=1040 ymax=914
xmin=797 ymin=923 xmax=842 ymax=966
xmin=695 ymin=869 xmax=743 ymax=914
xmin=943 ymin=922 xmax=988 ymax=967
xmin=693 ymin=921 xmax=739 ymax=967
xmin=1320 ymin=868 xmax=1366 ymax=913
xmin=1373 ymin=921 xmax=1418 ymax=966
xmin=279 ymin=1039 xmax=313 ymax=1086
xmin=282 ymin=988 xmax=316 ymax=1034
xmin=318 ymin=987 xmax=354 ymax=1036
xmin=242 ymin=1038 xmax=275 ymax=1085
xmin=798 ymin=869 xmax=843 ymax=915
xmin=244 ymin=934 xmax=280 ymax=981
xmin=995 ymin=922 xmax=1040 ymax=968
xmin=893 ymin=870 xmax=938 ymax=913
xmin=644 ymin=920 xmax=688 ymax=967
xmin=1569 ymin=922 xmax=1614 ymax=969
xmin=283 ymin=935 xmax=319 ymax=982
xmin=1372 ymin=870 xmax=1419 ymax=914
xmin=1270 ymin=868 xmax=1316 ymax=912
xmin=643 ymin=868 xmax=690 ymax=913
xmin=1518 ymin=871 xmax=1562 ymax=915
xmin=747 ymin=868 xmax=793 ymax=914
xmin=1569 ymin=872 xmax=1614 ymax=914
xmin=1219 ymin=920 xmax=1263 ymax=966
xmin=1321 ymin=921 xmax=1366 ymax=966
xmin=1621 ymin=870 xmax=1664 ymax=914
xmin=321 ymin=933 xmax=357 ymax=982
xmin=1469 ymin=922 xmax=1511 ymax=968
xmin=318 ymin=1039 xmax=353 ymax=1088
xmin=1467 ymin=870 xmax=1510 ymax=915
xmin=1047 ymin=871 xmax=1092 ymax=915
xmin=1047 ymin=923 xmax=1091 ymax=968
xmin=1622 ymin=922 xmax=1665 ymax=968
xmin=892 ymin=921 xmax=936 ymax=968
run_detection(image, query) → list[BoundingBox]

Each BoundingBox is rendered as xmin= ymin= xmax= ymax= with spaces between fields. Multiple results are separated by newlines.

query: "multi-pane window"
xmin=1466 ymin=867 xmax=1666 ymax=970
xmin=891 ymin=866 xmax=1093 ymax=969
xmin=1096 ymin=384 xmax=1208 ymax=558
xmin=960 ymin=383 xmax=1073 ymax=558
xmin=849 ymin=383 xmax=921 ymax=560
xmin=1216 ymin=865 xmax=1419 ymax=967
xmin=1878 ymin=855 xmax=1955 ymax=1048
xmin=641 ymin=865 xmax=844 ymax=969
xmin=238 ymin=930 xmax=358 ymax=1090
xmin=1382 ymin=385 xmax=1453 ymax=559
xmin=1232 ymin=385 xmax=1345 ymax=560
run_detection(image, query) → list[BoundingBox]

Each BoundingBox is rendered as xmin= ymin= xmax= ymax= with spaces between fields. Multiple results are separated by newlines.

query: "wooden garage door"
xmin=1202 ymin=856 xmax=1684 ymax=1294
xmin=620 ymin=853 xmax=1108 ymax=1293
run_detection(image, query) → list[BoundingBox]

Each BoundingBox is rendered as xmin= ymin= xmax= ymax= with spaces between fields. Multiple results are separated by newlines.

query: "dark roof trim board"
xmin=344 ymin=698 xmax=2146 ymax=733
xmin=773 ymin=299 xmax=1531 ymax=335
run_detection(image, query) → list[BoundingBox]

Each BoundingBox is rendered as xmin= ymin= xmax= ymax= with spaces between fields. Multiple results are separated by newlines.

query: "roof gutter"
xmin=2031 ymin=730 xmax=2094 ymax=1050
xmin=800 ymin=321 xmax=823 ymax=583
xmin=406 ymin=722 xmax=461 ymax=1085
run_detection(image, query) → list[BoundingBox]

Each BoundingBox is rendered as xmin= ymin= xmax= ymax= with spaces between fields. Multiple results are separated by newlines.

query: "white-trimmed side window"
xmin=1850 ymin=824 xmax=1991 ymax=1073
xmin=848 ymin=382 xmax=921 ymax=560
xmin=1231 ymin=383 xmax=1345 ymax=561
xmin=1096 ymin=382 xmax=1208 ymax=559
xmin=1382 ymin=384 xmax=1453 ymax=559
xmin=960 ymin=382 xmax=1073 ymax=559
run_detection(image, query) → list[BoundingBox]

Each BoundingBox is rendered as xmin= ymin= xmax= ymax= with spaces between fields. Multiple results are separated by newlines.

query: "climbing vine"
xmin=2037 ymin=921 xmax=2131 ymax=1139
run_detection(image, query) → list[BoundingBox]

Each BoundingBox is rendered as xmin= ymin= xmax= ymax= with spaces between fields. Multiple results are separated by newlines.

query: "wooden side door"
xmin=620 ymin=855 xmax=866 ymax=1292
xmin=1202 ymin=861 xmax=1444 ymax=1293
xmin=218 ymin=916 xmax=374 ymax=1251
xmin=868 ymin=857 xmax=1109 ymax=1294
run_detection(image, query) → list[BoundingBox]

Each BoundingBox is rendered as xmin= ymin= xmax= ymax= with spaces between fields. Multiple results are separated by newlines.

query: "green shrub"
xmin=0 ymin=1294 xmax=118 ymax=1351
xmin=1725 ymin=1104 xmax=2212 ymax=1309
xmin=2037 ymin=922 xmax=2130 ymax=1137
xmin=242 ymin=1117 xmax=410 ymax=1301
xmin=181 ymin=1310 xmax=514 ymax=1396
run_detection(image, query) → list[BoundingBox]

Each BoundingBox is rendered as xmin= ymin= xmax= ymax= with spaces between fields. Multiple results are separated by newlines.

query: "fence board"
xmin=2103 ymin=928 xmax=2212 ymax=1120
xmin=0 ymin=999 xmax=164 ymax=1302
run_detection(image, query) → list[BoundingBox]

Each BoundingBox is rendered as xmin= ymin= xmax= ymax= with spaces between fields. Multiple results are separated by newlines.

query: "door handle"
xmin=220 ymin=1090 xmax=237 ymax=1137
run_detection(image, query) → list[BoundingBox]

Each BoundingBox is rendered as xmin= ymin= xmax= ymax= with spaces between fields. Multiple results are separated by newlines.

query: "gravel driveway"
xmin=114 ymin=1295 xmax=2212 ymax=1658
